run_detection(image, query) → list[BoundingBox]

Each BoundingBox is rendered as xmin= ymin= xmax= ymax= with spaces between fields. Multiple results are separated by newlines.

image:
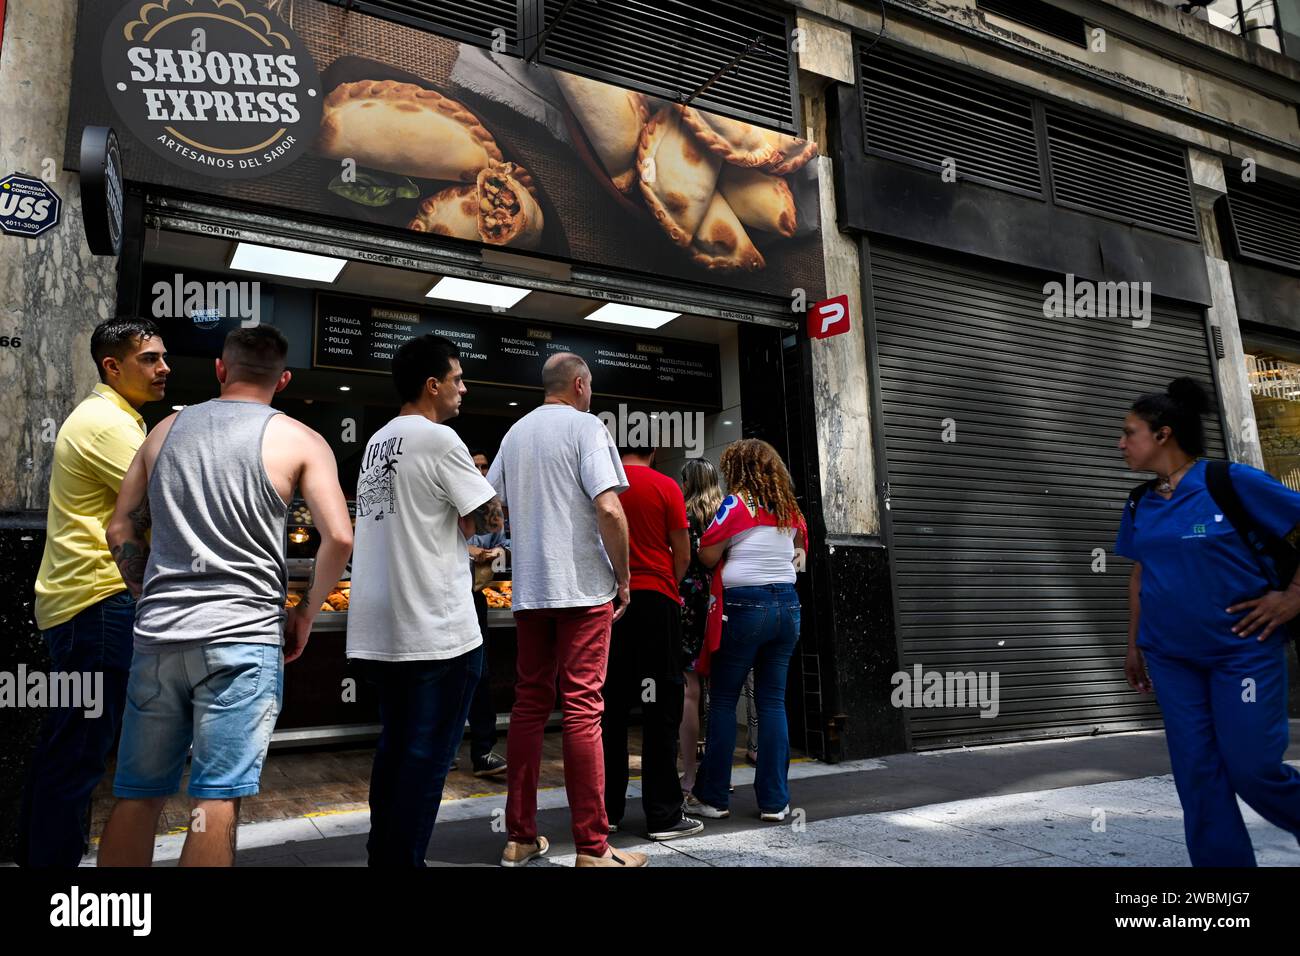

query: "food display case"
xmin=273 ymin=499 xmax=381 ymax=743
xmin=273 ymin=498 xmax=519 ymax=745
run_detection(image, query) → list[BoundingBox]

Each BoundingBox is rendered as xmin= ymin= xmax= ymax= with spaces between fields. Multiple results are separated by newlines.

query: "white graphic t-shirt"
xmin=347 ymin=415 xmax=496 ymax=661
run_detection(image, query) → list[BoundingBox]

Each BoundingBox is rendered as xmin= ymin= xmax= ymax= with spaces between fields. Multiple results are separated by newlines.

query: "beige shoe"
xmin=500 ymin=836 xmax=549 ymax=867
xmin=575 ymin=847 xmax=649 ymax=867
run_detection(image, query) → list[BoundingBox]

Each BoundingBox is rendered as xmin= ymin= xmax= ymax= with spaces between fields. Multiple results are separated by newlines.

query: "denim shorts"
xmin=114 ymin=642 xmax=283 ymax=800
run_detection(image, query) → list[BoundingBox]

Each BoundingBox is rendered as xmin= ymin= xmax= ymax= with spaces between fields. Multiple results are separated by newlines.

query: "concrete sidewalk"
xmin=82 ymin=725 xmax=1300 ymax=867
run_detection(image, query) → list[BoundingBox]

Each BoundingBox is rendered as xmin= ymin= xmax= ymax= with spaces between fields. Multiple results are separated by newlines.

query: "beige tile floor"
xmin=90 ymin=728 xmax=755 ymax=837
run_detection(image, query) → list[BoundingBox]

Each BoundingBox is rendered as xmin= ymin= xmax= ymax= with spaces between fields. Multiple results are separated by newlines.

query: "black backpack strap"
xmin=1204 ymin=459 xmax=1288 ymax=589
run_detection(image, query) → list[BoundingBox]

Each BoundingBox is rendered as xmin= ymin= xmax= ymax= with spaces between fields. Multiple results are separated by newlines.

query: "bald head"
xmin=543 ymin=352 xmax=589 ymax=392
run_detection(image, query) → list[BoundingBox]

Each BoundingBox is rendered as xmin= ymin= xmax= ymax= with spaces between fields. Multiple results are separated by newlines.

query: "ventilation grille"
xmin=537 ymin=0 xmax=796 ymax=132
xmin=977 ymin=0 xmax=1087 ymax=47
xmin=1224 ymin=177 xmax=1300 ymax=274
xmin=333 ymin=0 xmax=522 ymax=52
xmin=859 ymin=47 xmax=1043 ymax=196
xmin=1045 ymin=108 xmax=1199 ymax=240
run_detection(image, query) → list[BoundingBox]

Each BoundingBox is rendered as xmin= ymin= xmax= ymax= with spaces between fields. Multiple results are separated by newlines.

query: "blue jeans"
xmin=693 ymin=584 xmax=800 ymax=813
xmin=18 ymin=592 xmax=135 ymax=867
xmin=356 ymin=644 xmax=482 ymax=867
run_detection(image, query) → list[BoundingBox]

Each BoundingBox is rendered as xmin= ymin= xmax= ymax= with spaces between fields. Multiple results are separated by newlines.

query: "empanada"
xmin=718 ymin=165 xmax=796 ymax=237
xmin=637 ymin=105 xmax=722 ymax=247
xmin=690 ymin=192 xmax=765 ymax=272
xmin=680 ymin=108 xmax=817 ymax=175
xmin=318 ymin=80 xmax=503 ymax=182
xmin=555 ymin=71 xmax=649 ymax=193
xmin=478 ymin=162 xmax=544 ymax=249
xmin=407 ymin=184 xmax=480 ymax=240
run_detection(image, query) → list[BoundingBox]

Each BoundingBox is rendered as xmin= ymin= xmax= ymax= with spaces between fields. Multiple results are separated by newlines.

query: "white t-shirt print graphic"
xmin=347 ymin=415 xmax=497 ymax=662
xmin=355 ymin=433 xmax=405 ymax=519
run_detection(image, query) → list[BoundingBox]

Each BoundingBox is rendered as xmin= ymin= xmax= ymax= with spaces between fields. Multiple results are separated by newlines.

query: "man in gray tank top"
xmin=98 ymin=326 xmax=353 ymax=867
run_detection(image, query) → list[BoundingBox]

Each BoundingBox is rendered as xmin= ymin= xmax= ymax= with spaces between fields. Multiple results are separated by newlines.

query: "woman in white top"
xmin=685 ymin=439 xmax=804 ymax=822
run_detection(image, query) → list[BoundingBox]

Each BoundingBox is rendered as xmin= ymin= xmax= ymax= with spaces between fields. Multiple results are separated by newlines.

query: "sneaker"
xmin=500 ymin=836 xmax=549 ymax=867
xmin=760 ymin=805 xmax=790 ymax=822
xmin=608 ymin=822 xmax=619 ymax=833
xmin=472 ymin=752 xmax=507 ymax=777
xmin=648 ymin=816 xmax=704 ymax=841
xmin=575 ymin=847 xmax=649 ymax=867
xmin=683 ymin=794 xmax=729 ymax=819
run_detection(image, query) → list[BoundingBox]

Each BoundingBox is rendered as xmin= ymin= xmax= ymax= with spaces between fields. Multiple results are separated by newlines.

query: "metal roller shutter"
xmin=870 ymin=243 xmax=1224 ymax=748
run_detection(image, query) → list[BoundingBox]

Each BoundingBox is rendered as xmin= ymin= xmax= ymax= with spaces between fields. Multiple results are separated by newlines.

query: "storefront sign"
xmin=0 ymin=173 xmax=61 ymax=239
xmin=314 ymin=293 xmax=722 ymax=408
xmin=79 ymin=126 xmax=124 ymax=256
xmin=809 ymin=295 xmax=851 ymax=339
xmin=101 ymin=0 xmax=322 ymax=180
xmin=68 ymin=0 xmax=823 ymax=299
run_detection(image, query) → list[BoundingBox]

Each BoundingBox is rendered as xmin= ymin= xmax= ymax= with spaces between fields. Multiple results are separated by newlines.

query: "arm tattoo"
xmin=472 ymin=496 xmax=504 ymax=535
xmin=129 ymin=496 xmax=151 ymax=538
xmin=111 ymin=541 xmax=149 ymax=597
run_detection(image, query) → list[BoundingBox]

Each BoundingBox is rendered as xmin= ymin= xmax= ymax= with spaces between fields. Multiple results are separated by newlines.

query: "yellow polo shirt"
xmin=34 ymin=384 xmax=147 ymax=630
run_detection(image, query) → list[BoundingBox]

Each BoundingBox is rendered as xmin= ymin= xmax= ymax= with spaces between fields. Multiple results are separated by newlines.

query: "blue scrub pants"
xmin=1145 ymin=640 xmax=1300 ymax=866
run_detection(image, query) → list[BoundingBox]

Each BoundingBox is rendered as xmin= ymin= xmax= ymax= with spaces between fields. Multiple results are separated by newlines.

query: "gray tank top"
xmin=134 ymin=399 xmax=289 ymax=651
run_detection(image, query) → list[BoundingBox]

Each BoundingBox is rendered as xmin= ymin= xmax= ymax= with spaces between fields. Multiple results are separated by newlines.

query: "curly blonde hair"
xmin=718 ymin=439 xmax=803 ymax=529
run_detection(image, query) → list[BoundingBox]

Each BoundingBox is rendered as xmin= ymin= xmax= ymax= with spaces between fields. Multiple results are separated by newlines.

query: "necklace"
xmin=1155 ymin=458 xmax=1196 ymax=495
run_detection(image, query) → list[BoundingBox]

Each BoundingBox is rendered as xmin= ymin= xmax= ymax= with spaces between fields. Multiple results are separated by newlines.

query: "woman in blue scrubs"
xmin=1117 ymin=377 xmax=1300 ymax=866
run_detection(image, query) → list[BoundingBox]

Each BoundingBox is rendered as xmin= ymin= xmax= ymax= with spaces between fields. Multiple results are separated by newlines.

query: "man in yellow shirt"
xmin=18 ymin=318 xmax=169 ymax=867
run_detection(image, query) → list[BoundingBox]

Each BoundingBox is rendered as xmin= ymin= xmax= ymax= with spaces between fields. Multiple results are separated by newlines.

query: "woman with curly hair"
xmin=685 ymin=439 xmax=806 ymax=822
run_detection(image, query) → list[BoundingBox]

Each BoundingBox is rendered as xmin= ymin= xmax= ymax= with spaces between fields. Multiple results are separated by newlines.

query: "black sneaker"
xmin=648 ymin=816 xmax=705 ymax=841
xmin=473 ymin=752 xmax=508 ymax=777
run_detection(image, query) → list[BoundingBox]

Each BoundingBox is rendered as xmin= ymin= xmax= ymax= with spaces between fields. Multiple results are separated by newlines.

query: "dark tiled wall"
xmin=0 ymin=525 xmax=49 ymax=862
xmin=823 ymin=543 xmax=907 ymax=760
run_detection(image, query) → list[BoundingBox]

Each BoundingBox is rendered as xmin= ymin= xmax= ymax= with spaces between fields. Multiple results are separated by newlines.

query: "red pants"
xmin=506 ymin=602 xmax=612 ymax=857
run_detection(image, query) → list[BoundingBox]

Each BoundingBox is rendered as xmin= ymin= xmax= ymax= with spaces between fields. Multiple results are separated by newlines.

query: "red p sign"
xmin=809 ymin=295 xmax=851 ymax=339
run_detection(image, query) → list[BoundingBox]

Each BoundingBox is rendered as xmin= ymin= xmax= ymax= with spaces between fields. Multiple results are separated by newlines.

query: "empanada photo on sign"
xmin=478 ymin=162 xmax=545 ymax=249
xmin=690 ymin=192 xmax=765 ymax=272
xmin=681 ymin=107 xmax=817 ymax=176
xmin=407 ymin=184 xmax=480 ymax=240
xmin=637 ymin=105 xmax=722 ymax=247
xmin=718 ymin=165 xmax=797 ymax=238
xmin=317 ymin=79 xmax=503 ymax=182
xmin=554 ymin=71 xmax=649 ymax=193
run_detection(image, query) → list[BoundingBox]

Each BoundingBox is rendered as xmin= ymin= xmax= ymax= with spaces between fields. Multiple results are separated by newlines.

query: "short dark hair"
xmin=90 ymin=318 xmax=162 ymax=382
xmin=1131 ymin=377 xmax=1212 ymax=458
xmin=222 ymin=326 xmax=289 ymax=387
xmin=393 ymin=334 xmax=460 ymax=404
xmin=618 ymin=442 xmax=655 ymax=460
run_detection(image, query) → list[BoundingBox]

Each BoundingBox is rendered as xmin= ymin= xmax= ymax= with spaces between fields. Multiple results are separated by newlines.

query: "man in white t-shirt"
xmin=487 ymin=352 xmax=647 ymax=868
xmin=347 ymin=334 xmax=501 ymax=867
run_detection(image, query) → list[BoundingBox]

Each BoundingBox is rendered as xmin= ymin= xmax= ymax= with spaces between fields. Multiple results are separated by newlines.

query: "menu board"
xmin=314 ymin=293 xmax=722 ymax=408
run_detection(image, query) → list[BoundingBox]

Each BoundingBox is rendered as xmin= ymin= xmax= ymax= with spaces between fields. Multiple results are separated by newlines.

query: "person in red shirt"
xmin=601 ymin=442 xmax=702 ymax=841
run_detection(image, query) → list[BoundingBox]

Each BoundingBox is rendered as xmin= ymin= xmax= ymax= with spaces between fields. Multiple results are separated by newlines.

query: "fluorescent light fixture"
xmin=508 ymin=401 xmax=519 ymax=407
xmin=584 ymin=303 xmax=679 ymax=329
xmin=427 ymin=276 xmax=530 ymax=309
xmin=722 ymin=420 xmax=733 ymax=426
xmin=230 ymin=242 xmax=347 ymax=282
xmin=338 ymin=386 xmax=351 ymax=392
xmin=172 ymin=405 xmax=186 ymax=411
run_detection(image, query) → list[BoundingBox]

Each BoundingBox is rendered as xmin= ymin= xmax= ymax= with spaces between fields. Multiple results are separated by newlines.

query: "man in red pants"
xmin=487 ymin=353 xmax=646 ymax=867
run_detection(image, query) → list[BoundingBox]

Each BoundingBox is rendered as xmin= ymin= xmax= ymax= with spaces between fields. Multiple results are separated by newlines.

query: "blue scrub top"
xmin=1116 ymin=460 xmax=1300 ymax=657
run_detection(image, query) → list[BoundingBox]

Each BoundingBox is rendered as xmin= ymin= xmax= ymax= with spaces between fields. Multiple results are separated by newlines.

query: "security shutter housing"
xmin=870 ymin=242 xmax=1224 ymax=747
